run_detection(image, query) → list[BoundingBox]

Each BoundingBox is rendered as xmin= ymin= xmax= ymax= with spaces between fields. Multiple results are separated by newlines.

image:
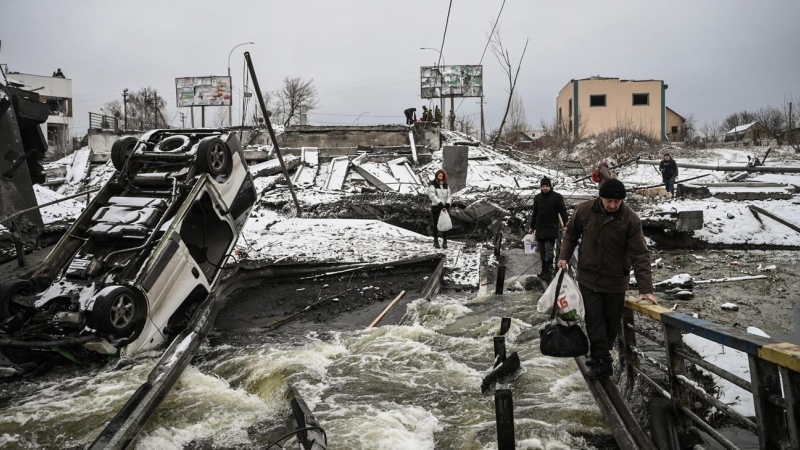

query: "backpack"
xmin=591 ymin=167 xmax=602 ymax=183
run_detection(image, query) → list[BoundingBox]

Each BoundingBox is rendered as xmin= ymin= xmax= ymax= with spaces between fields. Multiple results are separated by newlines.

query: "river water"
xmin=0 ymin=288 xmax=614 ymax=450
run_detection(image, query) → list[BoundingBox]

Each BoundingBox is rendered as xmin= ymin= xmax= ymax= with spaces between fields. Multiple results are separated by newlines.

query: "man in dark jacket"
xmin=659 ymin=153 xmax=678 ymax=196
xmin=404 ymin=107 xmax=417 ymax=125
xmin=528 ymin=177 xmax=569 ymax=281
xmin=557 ymin=178 xmax=657 ymax=379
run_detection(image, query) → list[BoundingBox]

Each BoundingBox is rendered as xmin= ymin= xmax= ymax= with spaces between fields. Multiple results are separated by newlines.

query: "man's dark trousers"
xmin=538 ymin=239 xmax=555 ymax=276
xmin=580 ymin=284 xmax=625 ymax=358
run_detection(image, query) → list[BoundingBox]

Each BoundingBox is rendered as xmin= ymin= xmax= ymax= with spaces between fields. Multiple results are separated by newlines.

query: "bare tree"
xmin=213 ymin=106 xmax=230 ymax=127
xmin=506 ymin=92 xmax=529 ymax=136
xmin=103 ymin=87 xmax=167 ymax=130
xmin=722 ymin=110 xmax=757 ymax=133
xmin=682 ymin=113 xmax=697 ymax=144
xmin=274 ymin=77 xmax=319 ymax=126
xmin=488 ymin=22 xmax=529 ymax=147
xmin=699 ymin=119 xmax=721 ymax=145
xmin=755 ymin=105 xmax=785 ymax=139
xmin=456 ymin=114 xmax=477 ymax=138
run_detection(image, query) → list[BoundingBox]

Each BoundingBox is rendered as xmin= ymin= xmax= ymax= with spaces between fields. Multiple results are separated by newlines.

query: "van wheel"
xmin=196 ymin=137 xmax=229 ymax=176
xmin=92 ymin=286 xmax=145 ymax=337
xmin=111 ymin=136 xmax=139 ymax=171
xmin=0 ymin=279 xmax=34 ymax=321
xmin=154 ymin=135 xmax=190 ymax=152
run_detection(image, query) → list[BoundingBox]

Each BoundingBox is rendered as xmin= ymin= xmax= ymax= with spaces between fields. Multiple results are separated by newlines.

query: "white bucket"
xmin=524 ymin=242 xmax=538 ymax=254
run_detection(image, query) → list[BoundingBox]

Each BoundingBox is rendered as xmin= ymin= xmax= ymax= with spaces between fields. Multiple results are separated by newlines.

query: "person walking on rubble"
xmin=404 ymin=107 xmax=417 ymax=125
xmin=594 ymin=158 xmax=613 ymax=185
xmin=528 ymin=177 xmax=569 ymax=282
xmin=427 ymin=169 xmax=452 ymax=249
xmin=557 ymin=178 xmax=657 ymax=379
xmin=434 ymin=106 xmax=442 ymax=123
xmin=659 ymin=152 xmax=678 ymax=197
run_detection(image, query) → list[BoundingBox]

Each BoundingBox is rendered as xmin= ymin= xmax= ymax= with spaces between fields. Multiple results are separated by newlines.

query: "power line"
xmin=479 ymin=0 xmax=506 ymax=65
xmin=438 ymin=0 xmax=454 ymax=68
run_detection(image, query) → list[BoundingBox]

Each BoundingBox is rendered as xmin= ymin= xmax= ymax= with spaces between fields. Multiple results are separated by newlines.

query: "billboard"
xmin=420 ymin=65 xmax=483 ymax=99
xmin=175 ymin=76 xmax=232 ymax=107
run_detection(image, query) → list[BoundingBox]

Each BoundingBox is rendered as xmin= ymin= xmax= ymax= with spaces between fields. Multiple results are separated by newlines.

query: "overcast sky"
xmin=2 ymin=0 xmax=799 ymax=137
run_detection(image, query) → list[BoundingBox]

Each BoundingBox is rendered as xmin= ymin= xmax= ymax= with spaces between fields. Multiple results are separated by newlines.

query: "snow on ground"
xmin=236 ymin=218 xmax=478 ymax=286
xmin=34 ymin=185 xmax=84 ymax=225
xmin=683 ymin=326 xmax=771 ymax=417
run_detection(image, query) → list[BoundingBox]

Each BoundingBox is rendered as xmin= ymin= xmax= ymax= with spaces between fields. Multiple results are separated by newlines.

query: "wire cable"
xmin=438 ymin=0 xmax=454 ymax=68
xmin=479 ymin=0 xmax=506 ymax=65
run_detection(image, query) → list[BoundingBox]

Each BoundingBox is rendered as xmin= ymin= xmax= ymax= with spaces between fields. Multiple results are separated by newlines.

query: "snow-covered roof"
xmin=727 ymin=122 xmax=759 ymax=134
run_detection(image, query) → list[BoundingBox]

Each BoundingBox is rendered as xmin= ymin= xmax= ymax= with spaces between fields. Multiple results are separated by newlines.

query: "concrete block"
xmin=678 ymin=184 xmax=711 ymax=199
xmin=442 ymin=146 xmax=468 ymax=192
xmin=677 ymin=210 xmax=703 ymax=231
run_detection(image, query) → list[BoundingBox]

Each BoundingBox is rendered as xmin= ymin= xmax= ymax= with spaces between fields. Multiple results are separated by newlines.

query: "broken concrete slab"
xmin=443 ymin=146 xmax=469 ymax=192
xmin=249 ymin=154 xmax=300 ymax=177
xmin=66 ymin=148 xmax=93 ymax=185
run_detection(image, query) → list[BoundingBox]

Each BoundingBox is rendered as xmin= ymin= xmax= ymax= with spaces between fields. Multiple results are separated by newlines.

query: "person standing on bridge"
xmin=659 ymin=152 xmax=678 ymax=197
xmin=557 ymin=178 xmax=657 ymax=379
xmin=528 ymin=177 xmax=569 ymax=282
xmin=427 ymin=169 xmax=452 ymax=249
xmin=404 ymin=107 xmax=417 ymax=125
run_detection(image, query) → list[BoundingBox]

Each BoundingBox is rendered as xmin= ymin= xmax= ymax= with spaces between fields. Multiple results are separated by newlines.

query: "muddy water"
xmin=650 ymin=249 xmax=800 ymax=343
xmin=0 ymin=288 xmax=613 ymax=449
xmin=3 ymin=248 xmax=793 ymax=449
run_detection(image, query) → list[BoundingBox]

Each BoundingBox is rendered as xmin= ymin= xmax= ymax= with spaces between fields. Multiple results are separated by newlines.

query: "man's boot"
xmin=585 ymin=356 xmax=613 ymax=380
xmin=442 ymin=236 xmax=448 ymax=249
xmin=538 ymin=258 xmax=551 ymax=281
xmin=434 ymin=238 xmax=440 ymax=249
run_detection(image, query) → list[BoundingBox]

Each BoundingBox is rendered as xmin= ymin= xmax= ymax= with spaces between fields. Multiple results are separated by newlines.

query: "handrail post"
xmin=748 ymin=355 xmax=788 ymax=449
xmin=779 ymin=366 xmax=800 ymax=449
xmin=619 ymin=308 xmax=638 ymax=390
xmin=663 ymin=323 xmax=692 ymax=436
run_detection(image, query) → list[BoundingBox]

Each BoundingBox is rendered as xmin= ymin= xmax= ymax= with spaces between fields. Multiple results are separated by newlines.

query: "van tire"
xmin=196 ymin=137 xmax=229 ymax=176
xmin=111 ymin=136 xmax=139 ymax=171
xmin=92 ymin=286 xmax=145 ymax=338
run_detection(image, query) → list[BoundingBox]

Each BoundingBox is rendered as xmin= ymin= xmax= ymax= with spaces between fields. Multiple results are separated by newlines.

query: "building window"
xmin=671 ymin=126 xmax=678 ymax=134
xmin=632 ymin=93 xmax=649 ymax=106
xmin=568 ymin=98 xmax=573 ymax=116
xmin=590 ymin=95 xmax=606 ymax=107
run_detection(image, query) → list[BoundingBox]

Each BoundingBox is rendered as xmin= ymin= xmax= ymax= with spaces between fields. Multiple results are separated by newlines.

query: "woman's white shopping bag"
xmin=437 ymin=209 xmax=453 ymax=232
xmin=536 ymin=268 xmax=584 ymax=323
xmin=522 ymin=232 xmax=538 ymax=254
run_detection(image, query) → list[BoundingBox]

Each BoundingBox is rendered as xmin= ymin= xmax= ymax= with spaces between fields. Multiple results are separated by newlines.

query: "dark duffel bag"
xmin=540 ymin=322 xmax=589 ymax=357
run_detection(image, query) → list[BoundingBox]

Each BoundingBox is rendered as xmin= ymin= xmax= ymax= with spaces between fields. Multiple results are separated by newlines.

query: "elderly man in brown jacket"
xmin=557 ymin=178 xmax=658 ymax=379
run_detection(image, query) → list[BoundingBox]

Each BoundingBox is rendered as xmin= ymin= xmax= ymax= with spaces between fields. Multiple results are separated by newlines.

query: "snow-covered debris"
xmin=720 ymin=302 xmax=739 ymax=311
xmin=654 ymin=273 xmax=693 ymax=287
xmin=66 ymin=148 xmax=92 ymax=185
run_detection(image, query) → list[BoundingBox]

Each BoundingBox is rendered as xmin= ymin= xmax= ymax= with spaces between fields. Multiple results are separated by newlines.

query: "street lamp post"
xmin=353 ymin=111 xmax=369 ymax=126
xmin=122 ymin=88 xmax=128 ymax=130
xmin=228 ymin=41 xmax=254 ymax=128
xmin=420 ymin=47 xmax=445 ymax=125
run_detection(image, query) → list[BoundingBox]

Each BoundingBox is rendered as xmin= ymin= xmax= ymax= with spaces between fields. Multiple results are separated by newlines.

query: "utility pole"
xmin=122 ymin=88 xmax=128 ymax=130
xmin=180 ymin=112 xmax=186 ymax=128
xmin=153 ymin=92 xmax=159 ymax=128
xmin=480 ymin=96 xmax=486 ymax=142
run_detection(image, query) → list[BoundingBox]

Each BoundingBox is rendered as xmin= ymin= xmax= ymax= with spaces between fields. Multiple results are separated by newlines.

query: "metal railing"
xmin=620 ymin=300 xmax=800 ymax=450
xmin=88 ymin=112 xmax=119 ymax=130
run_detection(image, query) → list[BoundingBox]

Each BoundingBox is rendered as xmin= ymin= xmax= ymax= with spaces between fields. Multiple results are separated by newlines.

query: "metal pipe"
xmin=680 ymin=406 xmax=742 ymax=450
xmin=676 ymin=375 xmax=757 ymax=433
xmin=627 ymin=323 xmax=665 ymax=346
xmin=676 ymin=348 xmax=753 ymax=393
xmin=0 ymin=188 xmax=101 ymax=225
xmin=243 ymin=51 xmax=303 ymax=216
xmin=0 ymin=334 xmax=99 ymax=348
xmin=638 ymin=159 xmax=800 ymax=173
